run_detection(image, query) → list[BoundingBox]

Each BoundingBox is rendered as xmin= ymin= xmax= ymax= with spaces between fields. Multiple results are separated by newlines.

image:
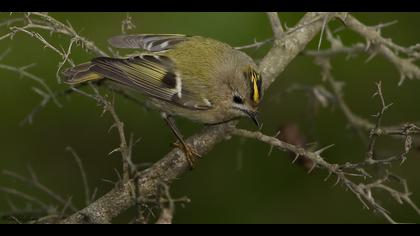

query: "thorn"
xmin=400 ymin=155 xmax=407 ymax=165
xmin=268 ymin=130 xmax=281 ymax=157
xmin=307 ymin=162 xmax=317 ymax=174
xmin=292 ymin=154 xmax=300 ymax=164
xmin=108 ymin=147 xmax=120 ymax=156
xmin=108 ymin=123 xmax=118 ymax=133
xmin=134 ymin=137 xmax=142 ymax=146
xmin=373 ymin=20 xmax=398 ymax=30
xmin=398 ymin=73 xmax=406 ymax=86
xmin=100 ymin=106 xmax=108 ymax=117
xmin=371 ymin=112 xmax=380 ymax=118
xmin=365 ymin=50 xmax=378 ymax=63
xmin=317 ymin=16 xmax=328 ymax=51
xmin=384 ymin=103 xmax=393 ymax=111
xmin=365 ymin=40 xmax=372 ymax=51
xmin=267 ymin=145 xmax=274 ymax=157
xmin=20 ymin=63 xmax=37 ymax=71
xmin=324 ymin=171 xmax=332 ymax=181
xmin=332 ymin=176 xmax=341 ymax=187
xmin=315 ymin=144 xmax=335 ymax=155
xmin=0 ymin=48 xmax=12 ymax=61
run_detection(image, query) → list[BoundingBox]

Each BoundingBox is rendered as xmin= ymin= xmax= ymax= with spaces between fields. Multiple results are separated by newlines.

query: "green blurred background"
xmin=0 ymin=12 xmax=419 ymax=224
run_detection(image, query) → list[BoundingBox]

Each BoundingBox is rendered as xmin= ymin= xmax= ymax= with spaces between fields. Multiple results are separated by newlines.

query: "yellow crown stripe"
xmin=252 ymin=74 xmax=260 ymax=103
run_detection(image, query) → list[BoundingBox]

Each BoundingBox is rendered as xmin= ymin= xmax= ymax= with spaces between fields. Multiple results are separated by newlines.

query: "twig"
xmin=121 ymin=12 xmax=136 ymax=34
xmin=266 ymin=12 xmax=285 ymax=39
xmin=71 ymin=84 xmax=137 ymax=185
xmin=366 ymin=82 xmax=391 ymax=161
xmin=27 ymin=12 xmax=108 ymax=56
xmin=155 ymin=183 xmax=175 ymax=224
xmin=234 ymin=38 xmax=273 ymax=50
xmin=311 ymin=38 xmax=420 ymax=138
xmin=317 ymin=14 xmax=331 ymax=51
xmin=260 ymin=12 xmax=331 ymax=90
xmin=232 ymin=128 xmax=418 ymax=223
xmin=0 ymin=17 xmax=23 ymax=27
xmin=304 ymin=43 xmax=366 ymax=57
xmin=0 ymin=187 xmax=52 ymax=211
xmin=0 ymin=63 xmax=61 ymax=109
xmin=336 ymin=13 xmax=420 ymax=85
xmin=2 ymin=169 xmax=77 ymax=212
xmin=65 ymin=146 xmax=91 ymax=206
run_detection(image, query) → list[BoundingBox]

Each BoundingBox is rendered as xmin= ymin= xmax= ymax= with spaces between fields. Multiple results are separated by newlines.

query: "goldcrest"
xmin=63 ymin=34 xmax=263 ymax=127
xmin=63 ymin=34 xmax=263 ymax=167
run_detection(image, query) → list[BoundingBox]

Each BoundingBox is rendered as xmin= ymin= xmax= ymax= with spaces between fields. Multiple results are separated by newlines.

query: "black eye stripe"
xmin=233 ymin=95 xmax=244 ymax=104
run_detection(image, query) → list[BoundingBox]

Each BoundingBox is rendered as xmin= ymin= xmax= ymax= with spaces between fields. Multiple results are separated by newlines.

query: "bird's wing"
xmin=108 ymin=34 xmax=188 ymax=52
xmin=90 ymin=55 xmax=212 ymax=110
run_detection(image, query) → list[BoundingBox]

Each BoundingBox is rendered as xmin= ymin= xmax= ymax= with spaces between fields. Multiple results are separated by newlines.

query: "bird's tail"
xmin=62 ymin=62 xmax=104 ymax=84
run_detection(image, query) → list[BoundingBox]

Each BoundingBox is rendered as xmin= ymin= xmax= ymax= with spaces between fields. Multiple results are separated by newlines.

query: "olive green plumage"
xmin=62 ymin=34 xmax=263 ymax=126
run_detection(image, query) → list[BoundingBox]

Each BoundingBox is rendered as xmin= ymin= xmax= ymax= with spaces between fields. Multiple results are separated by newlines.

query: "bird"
xmin=62 ymin=34 xmax=263 ymax=168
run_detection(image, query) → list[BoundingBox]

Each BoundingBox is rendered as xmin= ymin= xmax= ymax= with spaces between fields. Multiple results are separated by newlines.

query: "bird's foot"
xmin=172 ymin=141 xmax=201 ymax=169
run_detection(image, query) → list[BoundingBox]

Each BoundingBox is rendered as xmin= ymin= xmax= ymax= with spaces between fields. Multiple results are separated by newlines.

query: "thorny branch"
xmin=234 ymin=37 xmax=273 ymax=51
xmin=0 ymin=12 xmax=107 ymax=82
xmin=336 ymin=13 xmax=420 ymax=86
xmin=0 ymin=61 xmax=61 ymax=125
xmin=121 ymin=13 xmax=136 ymax=34
xmin=308 ymin=28 xmax=420 ymax=139
xmin=2 ymin=168 xmax=77 ymax=213
xmin=232 ymin=127 xmax=419 ymax=224
xmin=1 ymin=12 xmax=419 ymax=224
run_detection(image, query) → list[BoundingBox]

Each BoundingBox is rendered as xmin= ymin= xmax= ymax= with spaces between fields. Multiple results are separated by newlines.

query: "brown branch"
xmin=155 ymin=184 xmax=175 ymax=224
xmin=60 ymin=121 xmax=235 ymax=223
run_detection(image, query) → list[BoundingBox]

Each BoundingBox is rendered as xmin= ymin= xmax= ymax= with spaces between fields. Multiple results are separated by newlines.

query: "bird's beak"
xmin=244 ymin=110 xmax=261 ymax=128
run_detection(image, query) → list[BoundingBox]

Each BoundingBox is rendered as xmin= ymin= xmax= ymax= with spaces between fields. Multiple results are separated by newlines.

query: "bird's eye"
xmin=233 ymin=95 xmax=244 ymax=104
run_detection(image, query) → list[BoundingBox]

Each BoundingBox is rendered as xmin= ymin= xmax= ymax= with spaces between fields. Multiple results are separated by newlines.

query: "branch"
xmin=0 ymin=62 xmax=61 ymax=110
xmin=232 ymin=128 xmax=419 ymax=224
xmin=234 ymin=37 xmax=273 ymax=50
xmin=309 ymin=29 xmax=420 ymax=138
xmin=2 ymin=168 xmax=77 ymax=213
xmin=266 ymin=12 xmax=285 ymax=39
xmin=24 ymin=12 xmax=108 ymax=57
xmin=61 ymin=122 xmax=234 ymax=223
xmin=261 ymin=12 xmax=329 ymax=90
xmin=336 ymin=13 xmax=420 ymax=85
